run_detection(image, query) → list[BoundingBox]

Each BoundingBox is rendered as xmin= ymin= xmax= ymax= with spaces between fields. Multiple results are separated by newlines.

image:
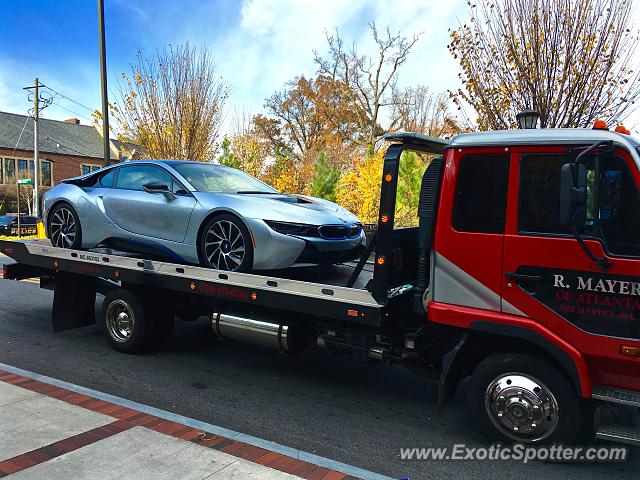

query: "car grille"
xmin=318 ymin=224 xmax=362 ymax=240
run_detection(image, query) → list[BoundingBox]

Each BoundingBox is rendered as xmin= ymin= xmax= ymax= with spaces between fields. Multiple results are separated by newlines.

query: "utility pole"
xmin=98 ymin=0 xmax=110 ymax=167
xmin=23 ymin=78 xmax=44 ymax=217
xmin=33 ymin=78 xmax=40 ymax=218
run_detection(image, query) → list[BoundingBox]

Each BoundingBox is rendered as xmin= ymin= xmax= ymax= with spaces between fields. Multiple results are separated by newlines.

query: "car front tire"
xmin=198 ymin=213 xmax=254 ymax=272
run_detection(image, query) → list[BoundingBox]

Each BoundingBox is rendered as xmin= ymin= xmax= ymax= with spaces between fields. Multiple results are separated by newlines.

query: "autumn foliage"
xmin=448 ymin=0 xmax=640 ymax=129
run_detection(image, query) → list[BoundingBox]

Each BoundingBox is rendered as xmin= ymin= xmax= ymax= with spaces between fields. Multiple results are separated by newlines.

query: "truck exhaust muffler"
xmin=212 ymin=312 xmax=308 ymax=354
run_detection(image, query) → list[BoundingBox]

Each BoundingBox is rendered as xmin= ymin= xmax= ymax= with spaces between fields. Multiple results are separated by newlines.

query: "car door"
xmin=103 ymin=164 xmax=196 ymax=243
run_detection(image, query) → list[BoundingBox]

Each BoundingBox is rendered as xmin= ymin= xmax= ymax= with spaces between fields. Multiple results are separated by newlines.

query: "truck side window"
xmin=452 ymin=155 xmax=509 ymax=234
xmin=596 ymin=155 xmax=640 ymax=257
xmin=519 ymin=154 xmax=640 ymax=258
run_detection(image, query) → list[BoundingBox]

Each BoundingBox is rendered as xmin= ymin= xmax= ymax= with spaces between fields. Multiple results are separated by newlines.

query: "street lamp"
xmin=516 ymin=110 xmax=540 ymax=129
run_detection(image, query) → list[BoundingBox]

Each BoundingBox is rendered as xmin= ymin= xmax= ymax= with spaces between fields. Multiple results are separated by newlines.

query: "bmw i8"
xmin=42 ymin=161 xmax=366 ymax=272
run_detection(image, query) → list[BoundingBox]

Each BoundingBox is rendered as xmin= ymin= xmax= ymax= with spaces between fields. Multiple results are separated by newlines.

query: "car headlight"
xmin=264 ymin=220 xmax=319 ymax=237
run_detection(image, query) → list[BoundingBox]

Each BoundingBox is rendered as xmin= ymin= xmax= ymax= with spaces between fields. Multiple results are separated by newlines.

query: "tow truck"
xmin=2 ymin=122 xmax=640 ymax=446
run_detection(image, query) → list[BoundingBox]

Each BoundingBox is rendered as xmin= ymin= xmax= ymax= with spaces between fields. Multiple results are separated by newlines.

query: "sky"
xmin=0 ymin=0 xmax=639 ymax=137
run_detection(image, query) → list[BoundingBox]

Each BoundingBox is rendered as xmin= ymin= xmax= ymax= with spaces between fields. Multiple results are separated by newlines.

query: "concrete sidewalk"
xmin=0 ymin=369 xmax=362 ymax=479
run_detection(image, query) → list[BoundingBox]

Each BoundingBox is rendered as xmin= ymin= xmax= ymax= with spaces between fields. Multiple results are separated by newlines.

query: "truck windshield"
xmin=173 ymin=164 xmax=278 ymax=194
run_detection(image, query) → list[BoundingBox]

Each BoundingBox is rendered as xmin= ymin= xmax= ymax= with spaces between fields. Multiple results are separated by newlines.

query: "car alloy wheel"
xmin=204 ymin=219 xmax=247 ymax=271
xmin=50 ymin=206 xmax=78 ymax=248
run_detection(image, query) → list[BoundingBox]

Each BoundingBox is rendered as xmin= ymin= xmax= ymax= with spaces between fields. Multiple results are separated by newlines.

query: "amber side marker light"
xmin=593 ymin=119 xmax=608 ymax=130
xmin=384 ymin=174 xmax=393 ymax=182
xmin=381 ymin=214 xmax=389 ymax=223
xmin=620 ymin=345 xmax=640 ymax=357
xmin=251 ymin=292 xmax=257 ymax=300
xmin=376 ymin=256 xmax=386 ymax=265
xmin=615 ymin=125 xmax=631 ymax=135
xmin=189 ymin=282 xmax=196 ymax=290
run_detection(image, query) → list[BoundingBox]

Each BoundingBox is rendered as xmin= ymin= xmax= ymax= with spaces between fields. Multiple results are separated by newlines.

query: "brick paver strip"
xmin=0 ymin=369 xmax=357 ymax=479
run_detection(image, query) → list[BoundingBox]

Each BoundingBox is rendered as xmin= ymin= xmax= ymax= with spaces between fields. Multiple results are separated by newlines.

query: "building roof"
xmin=0 ymin=111 xmax=138 ymax=159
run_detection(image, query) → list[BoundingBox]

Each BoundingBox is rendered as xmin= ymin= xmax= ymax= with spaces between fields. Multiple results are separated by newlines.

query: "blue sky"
xmin=0 ymin=0 xmax=464 ymax=131
xmin=0 ymin=0 xmax=638 ymax=134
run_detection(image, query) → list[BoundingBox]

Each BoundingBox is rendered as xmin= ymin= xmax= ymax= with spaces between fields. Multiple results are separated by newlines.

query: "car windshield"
xmin=0 ymin=216 xmax=14 ymax=226
xmin=173 ymin=163 xmax=278 ymax=194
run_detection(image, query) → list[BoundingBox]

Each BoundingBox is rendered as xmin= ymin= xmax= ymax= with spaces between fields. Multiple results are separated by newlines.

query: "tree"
xmin=310 ymin=152 xmax=340 ymax=201
xmin=390 ymin=86 xmax=462 ymax=137
xmin=112 ymin=44 xmax=229 ymax=161
xmin=448 ymin=0 xmax=640 ymax=130
xmin=315 ymin=23 xmax=421 ymax=150
xmin=253 ymin=74 xmax=363 ymax=165
xmin=336 ymin=150 xmax=385 ymax=225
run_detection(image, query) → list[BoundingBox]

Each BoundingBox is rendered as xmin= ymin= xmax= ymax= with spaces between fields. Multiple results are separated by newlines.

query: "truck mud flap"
xmin=52 ymin=272 xmax=97 ymax=332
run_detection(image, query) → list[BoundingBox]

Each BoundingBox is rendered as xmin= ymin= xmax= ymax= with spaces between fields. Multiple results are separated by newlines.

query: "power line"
xmin=50 ymin=101 xmax=94 ymax=123
xmin=43 ymin=85 xmax=96 ymax=113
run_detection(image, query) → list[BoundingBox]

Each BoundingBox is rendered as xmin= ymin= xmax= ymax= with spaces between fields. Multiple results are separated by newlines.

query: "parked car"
xmin=0 ymin=215 xmax=38 ymax=236
xmin=42 ymin=161 xmax=366 ymax=272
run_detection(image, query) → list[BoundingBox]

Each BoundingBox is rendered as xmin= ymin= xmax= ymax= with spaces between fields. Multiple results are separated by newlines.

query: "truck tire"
xmin=102 ymin=289 xmax=148 ymax=354
xmin=468 ymin=353 xmax=580 ymax=444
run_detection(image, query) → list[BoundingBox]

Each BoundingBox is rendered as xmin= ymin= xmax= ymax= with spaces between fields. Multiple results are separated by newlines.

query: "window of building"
xmin=0 ymin=158 xmax=52 ymax=187
xmin=519 ymin=153 xmax=640 ymax=257
xmin=4 ymin=159 xmax=15 ymax=183
xmin=81 ymin=163 xmax=102 ymax=175
xmin=41 ymin=161 xmax=52 ymax=187
xmin=17 ymin=159 xmax=28 ymax=180
xmin=452 ymin=154 xmax=510 ymax=234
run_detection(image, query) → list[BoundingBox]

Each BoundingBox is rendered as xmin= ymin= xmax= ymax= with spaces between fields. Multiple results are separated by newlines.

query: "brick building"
xmin=0 ymin=111 xmax=138 ymax=214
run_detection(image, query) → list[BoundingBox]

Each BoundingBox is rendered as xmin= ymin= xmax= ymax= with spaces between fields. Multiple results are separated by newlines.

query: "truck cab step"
xmin=595 ymin=424 xmax=640 ymax=446
xmin=592 ymin=386 xmax=640 ymax=407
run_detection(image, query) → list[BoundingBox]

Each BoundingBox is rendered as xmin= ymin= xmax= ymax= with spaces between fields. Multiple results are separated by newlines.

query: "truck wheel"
xmin=468 ymin=353 xmax=580 ymax=444
xmin=102 ymin=289 xmax=148 ymax=354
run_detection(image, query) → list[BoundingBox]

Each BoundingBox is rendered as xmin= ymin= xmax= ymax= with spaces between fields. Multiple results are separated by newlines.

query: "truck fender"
xmin=437 ymin=322 xmax=590 ymax=408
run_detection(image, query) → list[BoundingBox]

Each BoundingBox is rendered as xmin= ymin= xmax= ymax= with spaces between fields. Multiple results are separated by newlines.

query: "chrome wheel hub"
xmin=106 ymin=300 xmax=135 ymax=343
xmin=204 ymin=220 xmax=245 ymax=271
xmin=485 ymin=373 xmax=559 ymax=442
xmin=50 ymin=207 xmax=77 ymax=248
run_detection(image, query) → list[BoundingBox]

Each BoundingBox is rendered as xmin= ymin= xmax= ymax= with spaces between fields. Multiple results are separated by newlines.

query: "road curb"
xmin=0 ymin=362 xmax=394 ymax=480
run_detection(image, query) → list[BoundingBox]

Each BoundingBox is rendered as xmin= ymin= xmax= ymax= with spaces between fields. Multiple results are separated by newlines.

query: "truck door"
xmin=501 ymin=146 xmax=640 ymax=388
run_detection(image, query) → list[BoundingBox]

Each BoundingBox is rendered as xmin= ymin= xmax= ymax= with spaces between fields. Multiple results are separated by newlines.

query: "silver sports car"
xmin=42 ymin=160 xmax=366 ymax=272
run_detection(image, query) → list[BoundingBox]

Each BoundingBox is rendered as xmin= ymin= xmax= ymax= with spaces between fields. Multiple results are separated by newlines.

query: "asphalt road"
xmin=0 ymin=271 xmax=638 ymax=479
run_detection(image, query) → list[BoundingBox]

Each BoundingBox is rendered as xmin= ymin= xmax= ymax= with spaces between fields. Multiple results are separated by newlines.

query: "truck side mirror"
xmin=559 ymin=163 xmax=587 ymax=229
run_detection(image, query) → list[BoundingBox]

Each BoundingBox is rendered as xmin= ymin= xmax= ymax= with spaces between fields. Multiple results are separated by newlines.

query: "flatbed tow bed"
xmin=1 ymin=238 xmax=384 ymax=327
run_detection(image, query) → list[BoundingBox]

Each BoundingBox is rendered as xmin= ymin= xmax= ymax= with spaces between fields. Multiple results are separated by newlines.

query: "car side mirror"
xmin=143 ymin=182 xmax=176 ymax=200
xmin=559 ymin=163 xmax=587 ymax=230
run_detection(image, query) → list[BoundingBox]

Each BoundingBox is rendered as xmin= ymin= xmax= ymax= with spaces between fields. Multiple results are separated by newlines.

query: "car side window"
xmin=116 ymin=165 xmax=173 ymax=192
xmin=99 ymin=169 xmax=117 ymax=188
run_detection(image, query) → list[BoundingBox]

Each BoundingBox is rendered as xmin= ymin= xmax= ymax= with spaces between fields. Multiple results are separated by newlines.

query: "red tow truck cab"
xmin=383 ymin=127 xmax=640 ymax=445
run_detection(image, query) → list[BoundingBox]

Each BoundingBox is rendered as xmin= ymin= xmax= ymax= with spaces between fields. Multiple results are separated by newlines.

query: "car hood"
xmin=193 ymin=192 xmax=361 ymax=225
